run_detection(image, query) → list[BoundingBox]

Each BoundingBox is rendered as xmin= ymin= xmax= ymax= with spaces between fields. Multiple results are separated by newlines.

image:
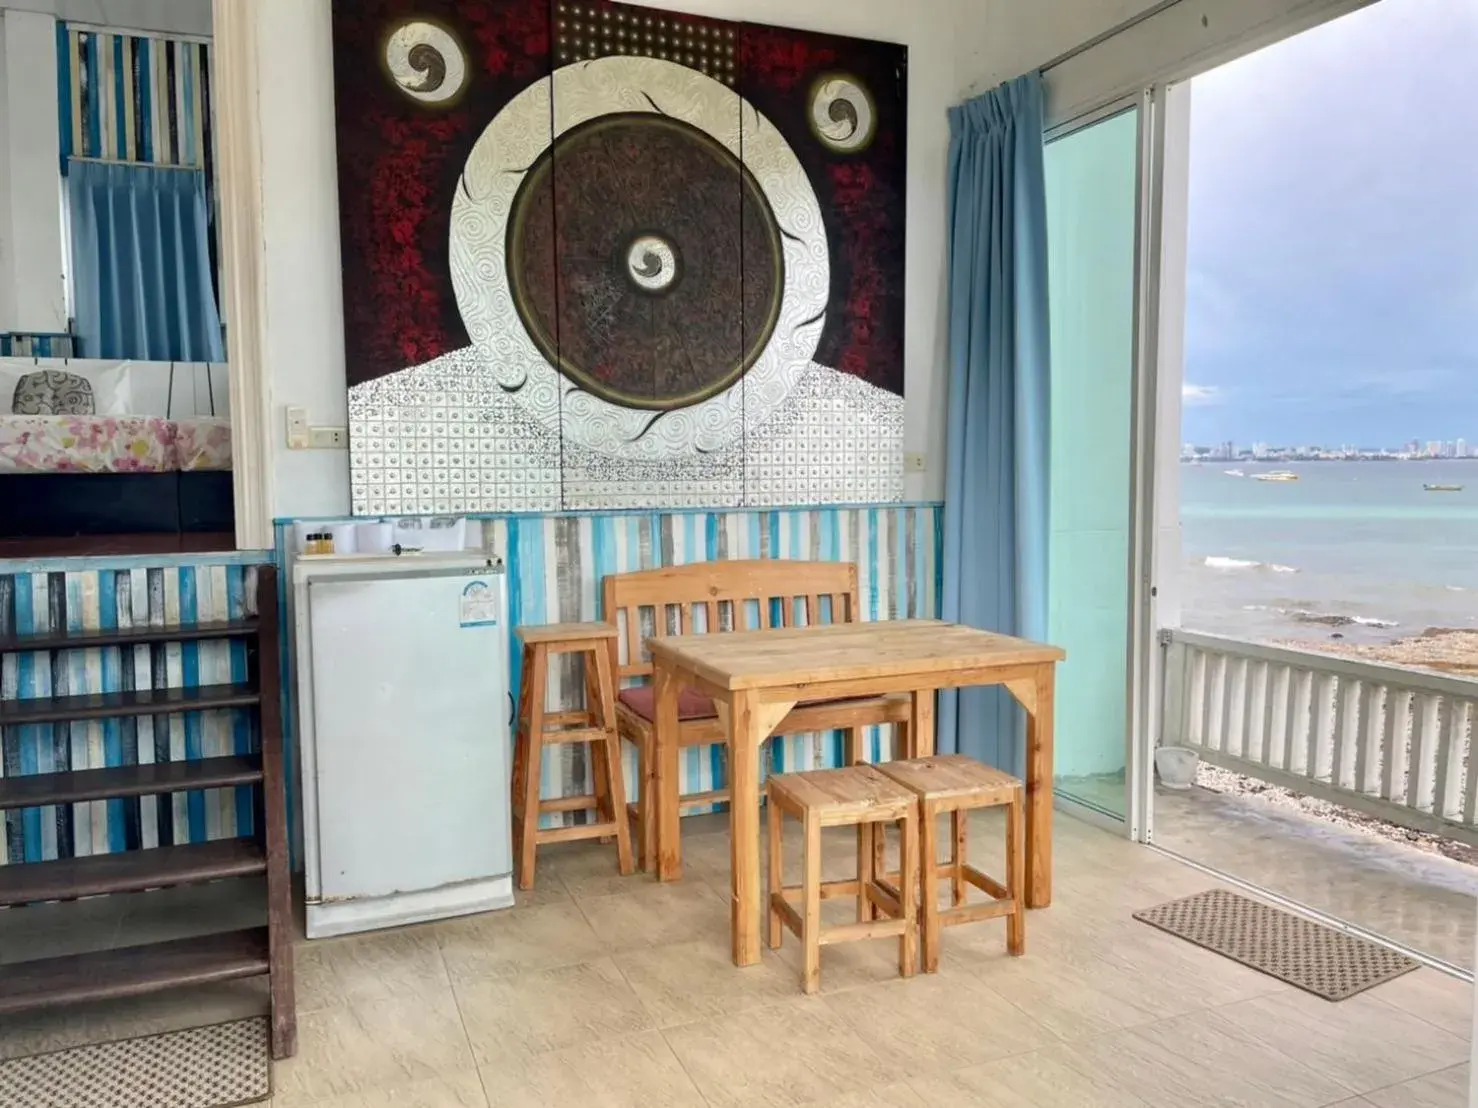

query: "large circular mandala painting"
xmin=506 ymin=112 xmax=783 ymax=411
xmin=449 ymin=55 xmax=829 ymax=461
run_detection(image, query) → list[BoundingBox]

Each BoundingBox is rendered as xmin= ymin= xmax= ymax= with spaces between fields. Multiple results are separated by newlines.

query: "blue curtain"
xmin=66 ymin=160 xmax=225 ymax=362
xmin=938 ymin=74 xmax=1051 ymax=773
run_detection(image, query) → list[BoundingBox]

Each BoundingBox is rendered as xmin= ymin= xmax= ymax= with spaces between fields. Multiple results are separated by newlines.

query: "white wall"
xmin=0 ymin=8 xmax=66 ymax=335
xmin=251 ymin=0 xmax=958 ymax=519
xmin=0 ymin=15 xmax=12 ymax=332
xmin=256 ymin=0 xmax=347 ymax=518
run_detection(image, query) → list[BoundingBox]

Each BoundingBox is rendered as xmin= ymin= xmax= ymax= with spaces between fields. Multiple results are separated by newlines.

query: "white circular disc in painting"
xmin=809 ymin=74 xmax=875 ymax=153
xmin=384 ymin=21 xmax=467 ymax=105
xmin=626 ymin=235 xmax=679 ymax=293
xmin=448 ymin=55 xmax=829 ymax=460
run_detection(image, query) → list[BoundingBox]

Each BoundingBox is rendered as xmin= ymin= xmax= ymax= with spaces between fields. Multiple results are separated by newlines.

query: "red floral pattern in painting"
xmin=740 ymin=21 xmax=906 ymax=393
xmin=332 ymin=0 xmax=552 ymax=386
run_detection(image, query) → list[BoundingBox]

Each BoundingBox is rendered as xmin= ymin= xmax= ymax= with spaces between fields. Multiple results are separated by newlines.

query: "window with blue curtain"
xmin=66 ymin=160 xmax=225 ymax=362
xmin=56 ymin=23 xmax=224 ymax=362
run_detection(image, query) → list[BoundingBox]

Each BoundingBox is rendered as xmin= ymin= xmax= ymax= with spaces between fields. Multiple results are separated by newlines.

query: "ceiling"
xmin=1 ymin=0 xmax=210 ymax=37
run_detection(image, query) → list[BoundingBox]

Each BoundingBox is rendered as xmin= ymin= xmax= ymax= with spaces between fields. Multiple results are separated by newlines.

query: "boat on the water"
xmin=1224 ymin=469 xmax=1245 ymax=477
xmin=1253 ymin=471 xmax=1298 ymax=482
xmin=1424 ymin=483 xmax=1464 ymax=492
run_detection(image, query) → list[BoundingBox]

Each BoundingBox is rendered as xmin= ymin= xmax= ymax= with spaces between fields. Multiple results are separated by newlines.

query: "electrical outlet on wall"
xmin=904 ymin=452 xmax=926 ymax=473
xmin=285 ymin=406 xmax=309 ymax=450
xmin=309 ymin=426 xmax=348 ymax=449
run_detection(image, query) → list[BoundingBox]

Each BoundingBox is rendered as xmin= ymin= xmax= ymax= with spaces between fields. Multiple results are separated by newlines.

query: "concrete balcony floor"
xmin=1153 ymin=780 xmax=1478 ymax=972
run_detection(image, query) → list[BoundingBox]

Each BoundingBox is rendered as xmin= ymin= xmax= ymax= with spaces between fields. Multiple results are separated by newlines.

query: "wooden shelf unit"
xmin=0 ymin=565 xmax=296 ymax=1058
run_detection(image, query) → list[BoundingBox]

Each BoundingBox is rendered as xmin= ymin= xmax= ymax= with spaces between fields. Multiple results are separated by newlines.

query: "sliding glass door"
xmin=1043 ymin=106 xmax=1142 ymax=820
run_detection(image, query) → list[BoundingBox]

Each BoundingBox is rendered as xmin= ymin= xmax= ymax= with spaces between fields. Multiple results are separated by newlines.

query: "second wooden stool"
xmin=875 ymin=754 xmax=1025 ymax=971
xmin=513 ymin=622 xmax=633 ymax=889
xmin=766 ymin=764 xmax=918 ymax=994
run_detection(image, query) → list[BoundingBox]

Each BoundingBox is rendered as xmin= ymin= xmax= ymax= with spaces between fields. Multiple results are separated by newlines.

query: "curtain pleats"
xmin=67 ymin=160 xmax=225 ymax=363
xmin=938 ymin=74 xmax=1051 ymax=773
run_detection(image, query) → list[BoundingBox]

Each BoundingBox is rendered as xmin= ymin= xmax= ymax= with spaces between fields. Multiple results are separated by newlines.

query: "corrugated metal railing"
xmin=1161 ymin=629 xmax=1478 ymax=846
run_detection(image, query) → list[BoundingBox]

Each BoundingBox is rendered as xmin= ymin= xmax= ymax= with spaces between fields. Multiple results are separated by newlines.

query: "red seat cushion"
xmin=618 ymin=684 xmax=718 ymax=722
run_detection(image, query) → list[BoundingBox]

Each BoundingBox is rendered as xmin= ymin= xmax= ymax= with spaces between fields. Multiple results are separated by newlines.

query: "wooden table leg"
xmin=910 ymin=689 xmax=936 ymax=757
xmin=653 ymin=664 xmax=683 ymax=882
xmin=724 ymin=691 xmax=794 ymax=967
xmin=729 ymin=690 xmax=763 ymax=966
xmin=1024 ymin=664 xmax=1054 ymax=909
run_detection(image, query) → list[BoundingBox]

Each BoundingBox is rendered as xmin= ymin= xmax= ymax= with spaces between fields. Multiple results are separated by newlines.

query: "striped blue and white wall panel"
xmin=0 ymin=334 xmax=75 ymax=358
xmin=272 ymin=505 xmax=939 ymax=826
xmin=56 ymin=23 xmax=212 ymax=170
xmin=494 ymin=506 xmax=942 ymax=820
xmin=0 ymin=562 xmax=261 ymax=866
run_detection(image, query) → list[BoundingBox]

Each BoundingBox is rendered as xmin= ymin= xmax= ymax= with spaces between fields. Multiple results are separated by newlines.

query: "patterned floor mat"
xmin=1134 ymin=888 xmax=1419 ymax=1001
xmin=0 ymin=1018 xmax=269 ymax=1108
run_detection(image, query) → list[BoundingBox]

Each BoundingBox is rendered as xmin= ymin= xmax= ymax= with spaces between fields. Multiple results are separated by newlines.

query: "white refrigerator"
xmin=293 ymin=555 xmax=514 ymax=938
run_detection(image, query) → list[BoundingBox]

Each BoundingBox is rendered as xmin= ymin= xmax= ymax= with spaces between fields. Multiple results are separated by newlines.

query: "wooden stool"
xmin=874 ymin=754 xmax=1024 ymax=971
xmin=766 ymin=764 xmax=918 ymax=994
xmin=513 ymin=622 xmax=634 ymax=889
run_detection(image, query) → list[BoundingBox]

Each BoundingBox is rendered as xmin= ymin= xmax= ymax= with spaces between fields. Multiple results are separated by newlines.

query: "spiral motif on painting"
xmin=809 ymin=74 xmax=875 ymax=154
xmin=384 ymin=20 xmax=466 ymax=105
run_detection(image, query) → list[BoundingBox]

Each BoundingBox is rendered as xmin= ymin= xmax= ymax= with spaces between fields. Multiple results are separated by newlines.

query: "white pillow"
xmin=70 ymin=360 xmax=134 ymax=415
xmin=0 ymin=360 xmax=25 ymax=413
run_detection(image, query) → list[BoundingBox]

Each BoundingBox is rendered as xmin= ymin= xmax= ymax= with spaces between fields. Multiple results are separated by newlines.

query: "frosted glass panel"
xmin=1044 ymin=108 xmax=1139 ymax=818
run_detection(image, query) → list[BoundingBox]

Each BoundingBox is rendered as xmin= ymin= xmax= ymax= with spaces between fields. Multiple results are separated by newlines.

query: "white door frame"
xmin=211 ymin=0 xmax=274 ymax=550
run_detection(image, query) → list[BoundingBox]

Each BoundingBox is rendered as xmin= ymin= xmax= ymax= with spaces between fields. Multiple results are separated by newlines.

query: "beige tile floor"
xmin=0 ymin=809 xmax=1472 ymax=1107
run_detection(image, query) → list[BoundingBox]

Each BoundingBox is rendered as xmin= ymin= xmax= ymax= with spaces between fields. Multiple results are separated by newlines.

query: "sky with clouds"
xmin=1181 ymin=0 xmax=1478 ymax=448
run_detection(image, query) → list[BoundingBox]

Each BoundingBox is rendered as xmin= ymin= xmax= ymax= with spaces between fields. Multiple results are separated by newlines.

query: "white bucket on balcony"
xmin=1154 ymin=746 xmax=1199 ymax=789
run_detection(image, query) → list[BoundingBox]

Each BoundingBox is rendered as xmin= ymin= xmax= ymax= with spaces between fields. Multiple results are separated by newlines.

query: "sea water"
xmin=1179 ymin=461 xmax=1478 ymax=643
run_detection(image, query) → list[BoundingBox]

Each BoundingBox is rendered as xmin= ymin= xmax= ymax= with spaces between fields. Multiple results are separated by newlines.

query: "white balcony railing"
xmin=1160 ymin=629 xmax=1478 ymax=847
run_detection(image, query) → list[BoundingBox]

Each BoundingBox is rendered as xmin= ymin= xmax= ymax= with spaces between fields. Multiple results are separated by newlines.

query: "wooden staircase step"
xmin=0 ymin=928 xmax=270 ymax=1015
xmin=0 ymin=756 xmax=263 ymax=811
xmin=0 ymin=619 xmax=260 ymax=654
xmin=0 ymin=683 xmax=260 ymax=726
xmin=0 ymin=839 xmax=267 ymax=907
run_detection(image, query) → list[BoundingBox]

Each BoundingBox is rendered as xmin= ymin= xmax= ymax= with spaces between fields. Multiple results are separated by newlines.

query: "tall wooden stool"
xmin=513 ymin=622 xmax=634 ymax=889
xmin=766 ymin=764 xmax=918 ymax=994
xmin=875 ymin=754 xmax=1024 ymax=971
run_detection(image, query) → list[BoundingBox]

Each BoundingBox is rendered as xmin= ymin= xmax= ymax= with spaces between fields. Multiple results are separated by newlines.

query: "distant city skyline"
xmin=1181 ymin=437 xmax=1474 ymax=461
xmin=1181 ymin=0 xmax=1478 ymax=446
xmin=1184 ymin=437 xmax=1473 ymax=454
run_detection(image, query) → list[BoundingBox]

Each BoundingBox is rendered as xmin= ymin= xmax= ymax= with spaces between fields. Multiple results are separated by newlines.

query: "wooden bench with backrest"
xmin=601 ymin=559 xmax=912 ymax=868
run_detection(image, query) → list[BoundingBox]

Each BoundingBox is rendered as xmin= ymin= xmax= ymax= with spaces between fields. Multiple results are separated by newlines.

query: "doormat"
xmin=1133 ymin=888 xmax=1419 ymax=1001
xmin=0 ymin=1018 xmax=270 ymax=1108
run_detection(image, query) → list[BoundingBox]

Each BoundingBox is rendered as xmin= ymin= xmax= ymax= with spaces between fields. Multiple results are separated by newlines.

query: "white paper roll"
xmin=357 ymin=521 xmax=394 ymax=553
xmin=329 ymin=523 xmax=359 ymax=555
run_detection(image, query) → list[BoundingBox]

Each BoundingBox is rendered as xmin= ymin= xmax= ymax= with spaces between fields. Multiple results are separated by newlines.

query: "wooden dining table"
xmin=646 ymin=618 xmax=1065 ymax=967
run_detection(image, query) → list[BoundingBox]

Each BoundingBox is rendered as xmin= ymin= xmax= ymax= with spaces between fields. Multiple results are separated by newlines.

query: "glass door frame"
xmin=1042 ymin=90 xmax=1158 ymax=836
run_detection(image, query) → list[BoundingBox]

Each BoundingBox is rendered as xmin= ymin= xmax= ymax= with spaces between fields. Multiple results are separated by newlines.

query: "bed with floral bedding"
xmin=0 ymin=415 xmax=233 ymax=540
xmin=0 ymin=415 xmax=231 ymax=474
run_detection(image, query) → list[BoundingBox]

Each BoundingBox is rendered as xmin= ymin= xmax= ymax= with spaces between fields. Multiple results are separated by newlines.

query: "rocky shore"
xmin=1276 ymin=626 xmax=1478 ymax=678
